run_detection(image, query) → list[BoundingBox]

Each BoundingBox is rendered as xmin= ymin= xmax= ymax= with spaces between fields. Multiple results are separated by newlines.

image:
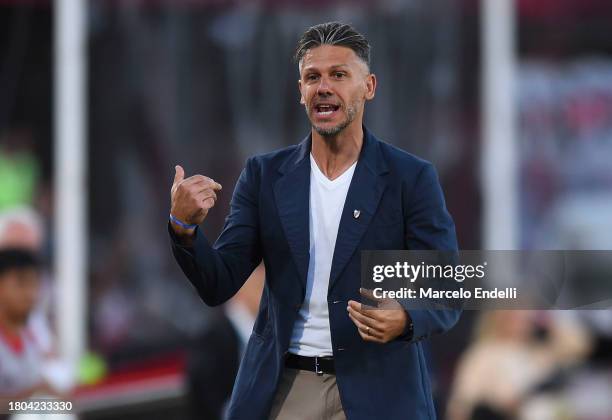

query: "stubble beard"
xmin=309 ymin=103 xmax=358 ymax=138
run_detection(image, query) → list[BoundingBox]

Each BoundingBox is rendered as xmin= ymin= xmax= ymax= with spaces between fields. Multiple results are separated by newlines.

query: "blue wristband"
xmin=169 ymin=214 xmax=198 ymax=230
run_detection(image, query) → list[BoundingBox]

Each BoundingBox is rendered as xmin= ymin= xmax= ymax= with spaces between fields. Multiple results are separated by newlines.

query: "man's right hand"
xmin=170 ymin=165 xmax=222 ymax=240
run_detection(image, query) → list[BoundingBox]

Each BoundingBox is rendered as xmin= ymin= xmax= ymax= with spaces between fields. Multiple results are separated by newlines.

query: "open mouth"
xmin=314 ymin=103 xmax=340 ymax=117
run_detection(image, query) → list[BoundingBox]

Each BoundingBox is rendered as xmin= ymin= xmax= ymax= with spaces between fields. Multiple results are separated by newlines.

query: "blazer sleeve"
xmin=400 ymin=162 xmax=461 ymax=342
xmin=168 ymin=157 xmax=262 ymax=306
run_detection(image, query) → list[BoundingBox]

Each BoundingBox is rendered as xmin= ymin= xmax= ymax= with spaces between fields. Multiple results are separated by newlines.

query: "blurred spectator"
xmin=186 ymin=264 xmax=264 ymax=420
xmin=0 ymin=208 xmax=75 ymax=406
xmin=0 ymin=206 xmax=44 ymax=250
xmin=447 ymin=310 xmax=591 ymax=420
xmin=0 ymin=207 xmax=53 ymax=355
xmin=0 ymin=248 xmax=51 ymax=402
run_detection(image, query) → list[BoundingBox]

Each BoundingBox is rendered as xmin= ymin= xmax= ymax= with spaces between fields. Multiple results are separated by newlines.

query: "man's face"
xmin=0 ymin=268 xmax=40 ymax=324
xmin=298 ymin=45 xmax=376 ymax=137
xmin=0 ymin=222 xmax=43 ymax=250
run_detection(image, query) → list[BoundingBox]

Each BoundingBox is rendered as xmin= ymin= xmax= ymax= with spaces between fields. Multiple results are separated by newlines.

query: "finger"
xmin=200 ymin=187 xmax=219 ymax=209
xmin=348 ymin=300 xmax=375 ymax=311
xmin=359 ymin=304 xmax=388 ymax=321
xmin=182 ymin=175 xmax=211 ymax=187
xmin=354 ymin=321 xmax=381 ymax=342
xmin=179 ymin=181 xmax=217 ymax=200
xmin=202 ymin=197 xmax=216 ymax=209
xmin=348 ymin=312 xmax=384 ymax=339
xmin=360 ymin=287 xmax=384 ymax=303
xmin=173 ymin=165 xmax=185 ymax=185
xmin=355 ymin=323 xmax=384 ymax=343
xmin=194 ymin=189 xmax=218 ymax=204
xmin=348 ymin=300 xmax=381 ymax=320
xmin=347 ymin=305 xmax=384 ymax=330
xmin=184 ymin=177 xmax=223 ymax=192
xmin=184 ymin=176 xmax=223 ymax=192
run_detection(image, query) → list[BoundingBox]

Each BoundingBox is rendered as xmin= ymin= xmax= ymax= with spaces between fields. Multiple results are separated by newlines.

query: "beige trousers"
xmin=269 ymin=367 xmax=346 ymax=420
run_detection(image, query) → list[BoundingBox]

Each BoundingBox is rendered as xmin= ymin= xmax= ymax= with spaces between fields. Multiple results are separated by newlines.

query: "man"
xmin=0 ymin=248 xmax=47 ymax=400
xmin=0 ymin=209 xmax=74 ymax=408
xmin=169 ymin=21 xmax=459 ymax=420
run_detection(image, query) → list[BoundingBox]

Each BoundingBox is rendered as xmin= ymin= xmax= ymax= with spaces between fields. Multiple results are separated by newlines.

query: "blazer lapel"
xmin=329 ymin=128 xmax=389 ymax=292
xmin=273 ymin=137 xmax=311 ymax=293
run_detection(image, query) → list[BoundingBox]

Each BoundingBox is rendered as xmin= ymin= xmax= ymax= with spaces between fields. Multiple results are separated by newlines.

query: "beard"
xmin=308 ymin=101 xmax=358 ymax=137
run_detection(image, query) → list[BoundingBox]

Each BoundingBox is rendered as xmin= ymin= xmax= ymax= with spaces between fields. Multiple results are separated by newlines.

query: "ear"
xmin=298 ymin=79 xmax=305 ymax=105
xmin=364 ymin=73 xmax=377 ymax=101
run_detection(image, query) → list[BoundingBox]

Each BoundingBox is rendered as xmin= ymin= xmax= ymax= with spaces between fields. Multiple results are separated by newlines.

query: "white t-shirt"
xmin=288 ymin=153 xmax=357 ymax=356
xmin=0 ymin=327 xmax=43 ymax=395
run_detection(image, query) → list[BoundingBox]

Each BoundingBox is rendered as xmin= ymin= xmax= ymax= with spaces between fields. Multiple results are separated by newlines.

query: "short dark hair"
xmin=0 ymin=248 xmax=40 ymax=277
xmin=294 ymin=22 xmax=371 ymax=69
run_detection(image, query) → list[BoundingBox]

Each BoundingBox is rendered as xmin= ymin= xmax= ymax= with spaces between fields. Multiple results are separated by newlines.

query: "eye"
xmin=306 ymin=74 xmax=319 ymax=82
xmin=333 ymin=72 xmax=346 ymax=79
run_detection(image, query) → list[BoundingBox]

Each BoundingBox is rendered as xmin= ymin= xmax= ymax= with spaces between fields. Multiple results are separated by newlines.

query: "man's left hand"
xmin=347 ymin=288 xmax=409 ymax=343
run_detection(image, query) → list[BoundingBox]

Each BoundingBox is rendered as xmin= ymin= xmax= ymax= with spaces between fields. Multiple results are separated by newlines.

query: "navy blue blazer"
xmin=169 ymin=127 xmax=460 ymax=420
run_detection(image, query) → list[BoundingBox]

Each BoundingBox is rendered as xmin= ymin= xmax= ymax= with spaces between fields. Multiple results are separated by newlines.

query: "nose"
xmin=316 ymin=77 xmax=333 ymax=97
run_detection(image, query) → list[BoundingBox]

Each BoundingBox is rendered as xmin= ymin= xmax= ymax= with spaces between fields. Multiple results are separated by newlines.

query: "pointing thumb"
xmin=174 ymin=165 xmax=185 ymax=184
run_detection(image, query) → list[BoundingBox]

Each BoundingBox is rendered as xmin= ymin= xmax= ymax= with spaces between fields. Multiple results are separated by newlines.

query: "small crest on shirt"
xmin=353 ymin=209 xmax=361 ymax=219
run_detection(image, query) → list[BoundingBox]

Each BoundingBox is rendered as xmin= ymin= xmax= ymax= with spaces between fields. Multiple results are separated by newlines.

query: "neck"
xmin=311 ymin=121 xmax=363 ymax=180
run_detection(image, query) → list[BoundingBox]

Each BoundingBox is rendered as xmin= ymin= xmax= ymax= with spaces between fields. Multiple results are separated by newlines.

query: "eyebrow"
xmin=302 ymin=64 xmax=350 ymax=73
